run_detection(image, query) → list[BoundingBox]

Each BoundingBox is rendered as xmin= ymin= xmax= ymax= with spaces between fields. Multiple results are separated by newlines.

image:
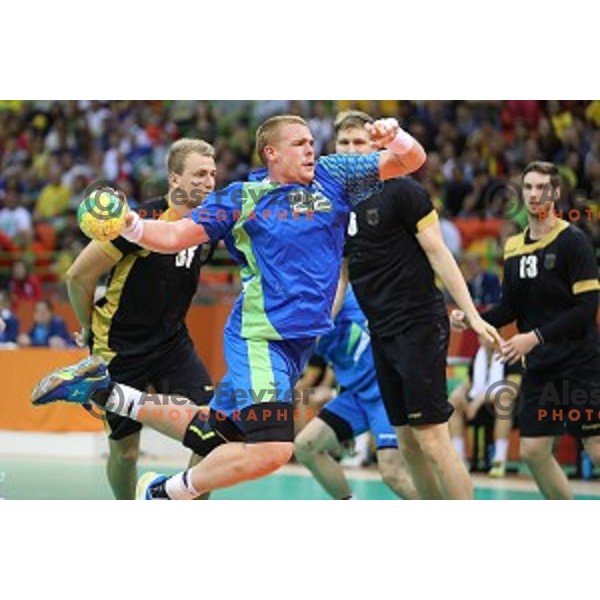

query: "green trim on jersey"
xmin=346 ymin=321 xmax=363 ymax=355
xmin=233 ymin=182 xmax=282 ymax=340
xmin=247 ymin=338 xmax=276 ymax=403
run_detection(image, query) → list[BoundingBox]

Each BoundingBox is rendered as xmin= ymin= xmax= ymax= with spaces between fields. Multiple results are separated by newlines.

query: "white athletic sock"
xmin=165 ymin=470 xmax=200 ymax=500
xmin=494 ymin=438 xmax=509 ymax=463
xmin=104 ymin=384 xmax=144 ymax=420
xmin=452 ymin=436 xmax=466 ymax=460
xmin=354 ymin=432 xmax=370 ymax=460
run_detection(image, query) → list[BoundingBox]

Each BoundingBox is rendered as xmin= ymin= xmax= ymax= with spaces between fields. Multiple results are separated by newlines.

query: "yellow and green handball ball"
xmin=77 ymin=190 xmax=128 ymax=242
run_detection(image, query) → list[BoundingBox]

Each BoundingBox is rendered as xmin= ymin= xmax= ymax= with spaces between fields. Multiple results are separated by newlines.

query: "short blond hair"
xmin=167 ymin=138 xmax=215 ymax=174
xmin=255 ymin=115 xmax=309 ymax=164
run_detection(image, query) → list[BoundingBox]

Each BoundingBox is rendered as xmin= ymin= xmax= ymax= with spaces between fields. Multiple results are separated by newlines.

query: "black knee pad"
xmin=318 ymin=408 xmax=353 ymax=444
xmin=183 ymin=412 xmax=226 ymax=456
xmin=184 ymin=404 xmax=295 ymax=451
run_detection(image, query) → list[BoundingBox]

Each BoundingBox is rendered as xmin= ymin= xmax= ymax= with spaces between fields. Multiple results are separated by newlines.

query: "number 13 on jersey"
xmin=519 ymin=255 xmax=538 ymax=279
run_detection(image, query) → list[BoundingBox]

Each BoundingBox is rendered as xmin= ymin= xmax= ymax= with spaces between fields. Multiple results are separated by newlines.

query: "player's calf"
xmin=107 ymin=434 xmax=141 ymax=500
xmin=376 ymin=448 xmax=418 ymax=500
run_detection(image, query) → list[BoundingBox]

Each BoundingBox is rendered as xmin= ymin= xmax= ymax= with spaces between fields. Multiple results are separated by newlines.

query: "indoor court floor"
xmin=2 ymin=456 xmax=600 ymax=500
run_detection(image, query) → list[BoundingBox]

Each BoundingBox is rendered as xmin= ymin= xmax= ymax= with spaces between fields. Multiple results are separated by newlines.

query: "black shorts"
xmin=182 ymin=402 xmax=295 ymax=457
xmin=518 ymin=358 xmax=600 ymax=438
xmin=371 ymin=317 xmax=453 ymax=427
xmin=105 ymin=334 xmax=213 ymax=441
xmin=505 ymin=359 xmax=524 ymax=377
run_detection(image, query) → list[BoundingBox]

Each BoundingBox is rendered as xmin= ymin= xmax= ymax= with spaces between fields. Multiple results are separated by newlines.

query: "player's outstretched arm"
xmin=417 ymin=220 xmax=502 ymax=348
xmin=122 ymin=211 xmax=209 ymax=253
xmin=367 ymin=118 xmax=426 ymax=179
xmin=66 ymin=241 xmax=119 ymax=346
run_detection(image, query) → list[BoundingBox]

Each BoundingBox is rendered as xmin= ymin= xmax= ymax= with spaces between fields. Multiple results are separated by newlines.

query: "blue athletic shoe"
xmin=136 ymin=472 xmax=168 ymax=500
xmin=32 ymin=355 xmax=111 ymax=406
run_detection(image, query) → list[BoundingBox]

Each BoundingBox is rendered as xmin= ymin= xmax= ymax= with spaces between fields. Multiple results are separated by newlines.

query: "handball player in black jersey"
xmin=453 ymin=161 xmax=600 ymax=499
xmin=66 ymin=139 xmax=217 ymax=499
xmin=334 ymin=111 xmax=500 ymax=499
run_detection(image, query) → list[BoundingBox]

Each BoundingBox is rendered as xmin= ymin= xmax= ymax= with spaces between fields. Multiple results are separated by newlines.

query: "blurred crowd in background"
xmin=1 ymin=100 xmax=600 ymax=347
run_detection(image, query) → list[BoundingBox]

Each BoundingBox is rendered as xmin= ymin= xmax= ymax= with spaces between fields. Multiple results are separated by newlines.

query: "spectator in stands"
xmin=430 ymin=186 xmax=463 ymax=259
xmin=9 ymin=259 xmax=43 ymax=307
xmin=462 ymin=252 xmax=501 ymax=308
xmin=34 ymin=165 xmax=70 ymax=225
xmin=18 ymin=299 xmax=72 ymax=348
xmin=585 ymin=131 xmax=600 ymax=195
xmin=1 ymin=100 xmax=599 ymax=294
xmin=585 ymin=215 xmax=600 ymax=273
xmin=309 ymin=100 xmax=334 ymax=156
xmin=0 ymin=184 xmax=33 ymax=246
xmin=452 ymin=252 xmax=502 ymax=359
xmin=67 ymin=174 xmax=90 ymax=211
xmin=0 ymin=289 xmax=19 ymax=346
xmin=30 ymin=134 xmax=51 ymax=180
xmin=444 ymin=164 xmax=474 ymax=217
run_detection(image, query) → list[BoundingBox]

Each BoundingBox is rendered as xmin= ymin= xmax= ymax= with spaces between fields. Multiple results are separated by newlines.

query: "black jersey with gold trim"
xmin=498 ymin=220 xmax=600 ymax=372
xmin=345 ymin=177 xmax=447 ymax=336
xmin=91 ymin=197 xmax=215 ymax=361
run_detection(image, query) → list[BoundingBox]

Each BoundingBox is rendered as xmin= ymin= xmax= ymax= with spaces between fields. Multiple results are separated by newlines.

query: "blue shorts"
xmin=209 ymin=328 xmax=315 ymax=436
xmin=320 ymin=388 xmax=398 ymax=450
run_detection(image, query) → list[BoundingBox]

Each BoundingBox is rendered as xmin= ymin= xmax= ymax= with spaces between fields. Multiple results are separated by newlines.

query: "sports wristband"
xmin=121 ymin=211 xmax=144 ymax=243
xmin=533 ymin=328 xmax=545 ymax=345
xmin=387 ymin=126 xmax=416 ymax=156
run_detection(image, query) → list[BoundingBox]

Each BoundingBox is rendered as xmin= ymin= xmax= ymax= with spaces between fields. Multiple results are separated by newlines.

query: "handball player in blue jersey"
xmin=295 ymin=286 xmax=417 ymax=499
xmin=33 ymin=114 xmax=493 ymax=500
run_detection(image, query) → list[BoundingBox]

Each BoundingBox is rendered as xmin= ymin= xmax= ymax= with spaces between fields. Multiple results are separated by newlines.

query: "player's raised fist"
xmin=365 ymin=118 xmax=400 ymax=148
